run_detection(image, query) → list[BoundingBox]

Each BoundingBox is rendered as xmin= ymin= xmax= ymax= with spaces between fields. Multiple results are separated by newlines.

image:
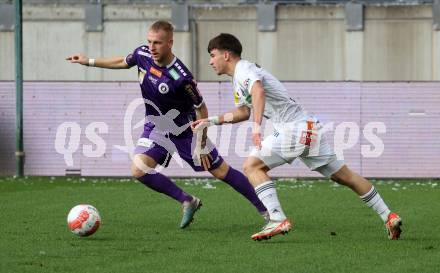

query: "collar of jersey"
xmin=150 ymin=55 xmax=177 ymax=70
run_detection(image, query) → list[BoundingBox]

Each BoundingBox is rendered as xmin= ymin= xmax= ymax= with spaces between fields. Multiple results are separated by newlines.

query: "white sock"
xmin=360 ymin=186 xmax=391 ymax=222
xmin=255 ymin=181 xmax=286 ymax=222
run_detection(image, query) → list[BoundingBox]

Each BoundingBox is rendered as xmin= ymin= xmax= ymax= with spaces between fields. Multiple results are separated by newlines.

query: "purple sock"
xmin=136 ymin=173 xmax=193 ymax=203
xmin=222 ymin=167 xmax=267 ymax=213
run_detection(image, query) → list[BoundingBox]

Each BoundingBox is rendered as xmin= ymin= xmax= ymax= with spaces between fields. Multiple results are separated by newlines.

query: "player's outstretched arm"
xmin=219 ymin=106 xmax=251 ymax=124
xmin=66 ymin=54 xmax=129 ymax=69
xmin=191 ymin=105 xmax=250 ymax=131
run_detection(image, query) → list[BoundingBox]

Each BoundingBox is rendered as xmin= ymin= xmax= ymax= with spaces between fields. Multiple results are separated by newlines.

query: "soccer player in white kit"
xmin=192 ymin=33 xmax=402 ymax=241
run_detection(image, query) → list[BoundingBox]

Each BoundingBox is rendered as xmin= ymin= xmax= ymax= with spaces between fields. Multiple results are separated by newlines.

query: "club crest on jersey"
xmin=158 ymin=83 xmax=169 ymax=94
xmin=149 ymin=66 xmax=162 ymax=78
xmin=244 ymin=79 xmax=250 ymax=89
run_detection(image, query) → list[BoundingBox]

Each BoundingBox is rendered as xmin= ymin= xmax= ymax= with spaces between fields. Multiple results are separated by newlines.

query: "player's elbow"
xmin=242 ymin=106 xmax=251 ymax=120
xmin=235 ymin=110 xmax=250 ymax=123
xmin=194 ymin=103 xmax=207 ymax=117
xmin=119 ymin=61 xmax=130 ymax=69
xmin=116 ymin=57 xmax=130 ymax=69
xmin=195 ymin=102 xmax=207 ymax=112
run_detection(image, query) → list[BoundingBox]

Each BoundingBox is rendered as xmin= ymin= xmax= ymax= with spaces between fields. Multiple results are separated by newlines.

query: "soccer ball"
xmin=67 ymin=204 xmax=101 ymax=237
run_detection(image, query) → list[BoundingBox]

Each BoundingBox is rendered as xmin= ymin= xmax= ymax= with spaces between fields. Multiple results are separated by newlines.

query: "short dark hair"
xmin=207 ymin=33 xmax=242 ymax=57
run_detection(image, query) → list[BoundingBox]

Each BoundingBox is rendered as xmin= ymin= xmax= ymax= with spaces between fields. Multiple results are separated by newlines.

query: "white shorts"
xmin=250 ymin=118 xmax=344 ymax=177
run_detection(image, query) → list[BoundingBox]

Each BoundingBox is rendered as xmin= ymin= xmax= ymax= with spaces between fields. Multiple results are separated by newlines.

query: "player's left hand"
xmin=252 ymin=132 xmax=262 ymax=150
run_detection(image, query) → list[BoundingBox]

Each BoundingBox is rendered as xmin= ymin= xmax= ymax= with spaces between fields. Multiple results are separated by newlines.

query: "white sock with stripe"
xmin=360 ymin=186 xmax=391 ymax=222
xmin=255 ymin=181 xmax=287 ymax=222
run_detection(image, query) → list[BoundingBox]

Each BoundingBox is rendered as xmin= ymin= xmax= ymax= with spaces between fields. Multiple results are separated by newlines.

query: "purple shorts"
xmin=134 ymin=128 xmax=223 ymax=172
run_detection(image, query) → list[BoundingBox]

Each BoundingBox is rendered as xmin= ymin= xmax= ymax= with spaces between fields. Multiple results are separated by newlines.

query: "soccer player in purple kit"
xmin=66 ymin=21 xmax=267 ymax=228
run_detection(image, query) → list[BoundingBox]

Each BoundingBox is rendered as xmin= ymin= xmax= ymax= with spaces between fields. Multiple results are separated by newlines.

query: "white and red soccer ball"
xmin=67 ymin=204 xmax=101 ymax=237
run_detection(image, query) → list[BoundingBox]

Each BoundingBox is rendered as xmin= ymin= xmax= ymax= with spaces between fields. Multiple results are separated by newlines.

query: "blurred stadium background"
xmin=1 ymin=0 xmax=439 ymax=178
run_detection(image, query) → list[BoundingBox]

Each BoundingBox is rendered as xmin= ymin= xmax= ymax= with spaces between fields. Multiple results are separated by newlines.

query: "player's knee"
xmin=331 ymin=166 xmax=354 ymax=185
xmin=209 ymin=162 xmax=229 ymax=180
xmin=243 ymin=160 xmax=258 ymax=177
xmin=131 ymin=154 xmax=156 ymax=178
xmin=131 ymin=164 xmax=145 ymax=179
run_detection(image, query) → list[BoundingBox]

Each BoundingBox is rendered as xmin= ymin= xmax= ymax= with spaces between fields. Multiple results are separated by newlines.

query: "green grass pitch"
xmin=0 ymin=176 xmax=439 ymax=273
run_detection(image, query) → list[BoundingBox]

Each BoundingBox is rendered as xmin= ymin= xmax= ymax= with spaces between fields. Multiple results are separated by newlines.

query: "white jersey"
xmin=233 ymin=60 xmax=343 ymax=176
xmin=232 ymin=59 xmax=307 ymax=124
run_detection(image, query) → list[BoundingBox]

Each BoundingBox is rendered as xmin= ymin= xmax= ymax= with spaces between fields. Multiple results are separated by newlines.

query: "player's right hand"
xmin=65 ymin=54 xmax=88 ymax=65
xmin=191 ymin=119 xmax=211 ymax=132
xmin=252 ymin=132 xmax=262 ymax=150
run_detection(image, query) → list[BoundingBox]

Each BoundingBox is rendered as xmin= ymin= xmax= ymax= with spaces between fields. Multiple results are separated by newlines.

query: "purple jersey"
xmin=125 ymin=45 xmax=203 ymax=137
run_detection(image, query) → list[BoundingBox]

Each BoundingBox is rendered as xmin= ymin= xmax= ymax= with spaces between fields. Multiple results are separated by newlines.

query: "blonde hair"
xmin=150 ymin=20 xmax=174 ymax=35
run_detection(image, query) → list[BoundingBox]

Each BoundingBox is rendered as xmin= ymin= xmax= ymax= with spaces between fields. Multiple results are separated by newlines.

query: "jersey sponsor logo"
xmin=174 ymin=63 xmax=188 ymax=77
xmin=138 ymin=51 xmax=152 ymax=58
xmin=148 ymin=75 xmax=158 ymax=85
xmin=158 ymin=83 xmax=169 ymax=94
xmin=149 ymin=67 xmax=162 ymax=78
xmin=169 ymin=68 xmax=181 ymax=80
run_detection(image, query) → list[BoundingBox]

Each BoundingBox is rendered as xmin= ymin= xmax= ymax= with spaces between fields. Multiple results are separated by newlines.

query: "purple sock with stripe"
xmin=222 ymin=167 xmax=267 ymax=213
xmin=137 ymin=172 xmax=192 ymax=203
